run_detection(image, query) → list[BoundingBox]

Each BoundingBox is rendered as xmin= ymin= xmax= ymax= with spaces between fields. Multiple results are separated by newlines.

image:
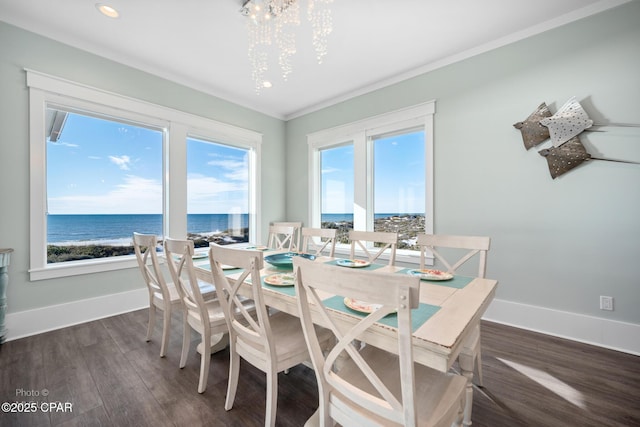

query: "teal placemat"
xmin=248 ymin=274 xmax=297 ymax=297
xmin=322 ymin=295 xmax=440 ymax=332
xmin=324 ymin=259 xmax=386 ymax=271
xmin=397 ymin=269 xmax=474 ymax=289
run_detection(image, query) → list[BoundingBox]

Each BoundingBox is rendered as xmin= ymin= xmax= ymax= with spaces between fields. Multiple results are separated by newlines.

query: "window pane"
xmin=46 ymin=108 xmax=164 ymax=263
xmin=373 ymin=130 xmax=425 ymax=250
xmin=320 ymin=144 xmax=354 ymax=245
xmin=187 ymin=137 xmax=250 ymax=247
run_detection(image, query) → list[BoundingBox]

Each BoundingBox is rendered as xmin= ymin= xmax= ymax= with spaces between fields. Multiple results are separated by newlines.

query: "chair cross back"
xmin=294 ymin=257 xmax=423 ymax=426
xmin=208 ymin=245 xmax=269 ymax=355
xmin=267 ymin=224 xmax=296 ymax=251
xmin=133 ymin=233 xmax=168 ymax=299
xmin=301 ymin=227 xmax=337 ymax=257
xmin=163 ymin=239 xmax=208 ymax=323
xmin=271 ymin=221 xmax=302 ymax=251
xmin=348 ymin=230 xmax=398 ymax=266
xmin=417 ymin=234 xmax=490 ymax=278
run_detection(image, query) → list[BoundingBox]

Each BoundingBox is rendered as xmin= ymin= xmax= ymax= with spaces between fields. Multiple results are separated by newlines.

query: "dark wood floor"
xmin=1 ymin=308 xmax=639 ymax=426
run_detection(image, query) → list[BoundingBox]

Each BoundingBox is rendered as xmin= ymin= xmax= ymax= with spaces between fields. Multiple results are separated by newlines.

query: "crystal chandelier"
xmin=240 ymin=0 xmax=334 ymax=93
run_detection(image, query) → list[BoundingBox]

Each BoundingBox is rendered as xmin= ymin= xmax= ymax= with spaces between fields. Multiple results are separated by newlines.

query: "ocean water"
xmin=47 ymin=213 xmax=419 ymax=246
xmin=47 ymin=214 xmax=249 ymax=246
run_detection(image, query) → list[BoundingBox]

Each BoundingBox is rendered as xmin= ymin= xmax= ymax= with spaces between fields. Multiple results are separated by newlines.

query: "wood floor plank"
xmin=2 ymin=309 xmax=638 ymax=427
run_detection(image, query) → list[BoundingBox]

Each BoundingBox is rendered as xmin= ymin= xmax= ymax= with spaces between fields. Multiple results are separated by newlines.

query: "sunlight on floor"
xmin=497 ymin=357 xmax=587 ymax=409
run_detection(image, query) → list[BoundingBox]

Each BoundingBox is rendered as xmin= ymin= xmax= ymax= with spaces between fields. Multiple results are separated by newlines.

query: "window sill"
xmin=29 ymin=256 xmax=139 ymax=281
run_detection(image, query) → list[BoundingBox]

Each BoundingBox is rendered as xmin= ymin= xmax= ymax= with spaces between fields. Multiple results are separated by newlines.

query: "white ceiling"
xmin=0 ymin=0 xmax=628 ymax=119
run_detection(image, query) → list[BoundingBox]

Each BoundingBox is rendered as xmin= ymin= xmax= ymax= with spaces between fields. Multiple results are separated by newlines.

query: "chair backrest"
xmin=133 ymin=232 xmax=172 ymax=302
xmin=267 ymin=224 xmax=296 ymax=251
xmin=348 ymin=230 xmax=398 ymax=266
xmin=163 ymin=238 xmax=211 ymax=324
xmin=208 ymin=244 xmax=275 ymax=361
xmin=417 ymin=234 xmax=491 ymax=278
xmin=293 ymin=256 xmax=421 ymax=426
xmin=301 ymin=227 xmax=337 ymax=257
xmin=271 ymin=221 xmax=302 ymax=251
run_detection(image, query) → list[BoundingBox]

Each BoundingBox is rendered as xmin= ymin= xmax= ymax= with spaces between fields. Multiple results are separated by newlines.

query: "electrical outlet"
xmin=600 ymin=296 xmax=614 ymax=311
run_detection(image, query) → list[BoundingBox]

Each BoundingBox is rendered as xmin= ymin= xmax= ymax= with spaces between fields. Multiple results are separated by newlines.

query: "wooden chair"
xmin=293 ymin=256 xmax=466 ymax=427
xmin=133 ymin=232 xmax=180 ymax=358
xmin=163 ymin=238 xmax=250 ymax=393
xmin=301 ymin=227 xmax=337 ymax=257
xmin=267 ymin=224 xmax=296 ymax=251
xmin=417 ymin=233 xmax=491 ymax=387
xmin=348 ymin=230 xmax=398 ymax=266
xmin=209 ymin=243 xmax=332 ymax=427
xmin=271 ymin=221 xmax=302 ymax=251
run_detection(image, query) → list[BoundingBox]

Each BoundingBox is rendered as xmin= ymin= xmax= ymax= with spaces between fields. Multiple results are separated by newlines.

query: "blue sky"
xmin=321 ymin=130 xmax=425 ymax=214
xmin=48 ymin=111 xmax=423 ymax=215
xmin=47 ymin=111 xmax=248 ymax=214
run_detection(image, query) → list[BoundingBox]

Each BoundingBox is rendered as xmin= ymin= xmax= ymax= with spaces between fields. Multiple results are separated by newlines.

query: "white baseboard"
xmin=3 ymin=288 xmax=148 ymax=342
xmin=4 ymin=291 xmax=639 ymax=357
xmin=483 ymin=298 xmax=640 ymax=356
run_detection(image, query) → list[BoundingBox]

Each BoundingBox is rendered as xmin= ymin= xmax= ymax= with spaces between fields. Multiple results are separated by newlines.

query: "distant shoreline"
xmin=46 ymin=214 xmax=425 ymax=263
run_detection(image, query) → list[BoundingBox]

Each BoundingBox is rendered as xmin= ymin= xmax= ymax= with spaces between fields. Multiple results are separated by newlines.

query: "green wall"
xmin=1 ymin=2 xmax=639 ymax=337
xmin=0 ymin=21 xmax=285 ymax=313
xmin=285 ymin=2 xmax=640 ymax=324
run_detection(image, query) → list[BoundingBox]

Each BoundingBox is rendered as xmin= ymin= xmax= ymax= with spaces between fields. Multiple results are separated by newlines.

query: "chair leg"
xmin=159 ymin=305 xmax=171 ymax=358
xmin=265 ymin=369 xmax=278 ymax=427
xmin=197 ymin=333 xmax=211 ymax=394
xmin=180 ymin=313 xmax=190 ymax=369
xmin=146 ymin=303 xmax=156 ymax=342
xmin=225 ymin=350 xmax=240 ymax=410
xmin=475 ymin=347 xmax=484 ymax=387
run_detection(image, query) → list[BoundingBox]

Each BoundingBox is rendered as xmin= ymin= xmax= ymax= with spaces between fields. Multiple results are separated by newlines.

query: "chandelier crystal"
xmin=241 ymin=0 xmax=333 ymax=93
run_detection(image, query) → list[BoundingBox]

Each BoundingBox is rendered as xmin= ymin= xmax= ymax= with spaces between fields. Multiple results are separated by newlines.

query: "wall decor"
xmin=539 ymin=96 xmax=594 ymax=147
xmin=514 ymin=97 xmax=639 ymax=179
xmin=538 ymin=136 xmax=591 ymax=179
xmin=513 ymin=102 xmax=552 ymax=149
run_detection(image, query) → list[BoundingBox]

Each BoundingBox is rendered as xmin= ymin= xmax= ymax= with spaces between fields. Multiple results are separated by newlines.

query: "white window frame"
xmin=307 ymin=101 xmax=435 ymax=265
xmin=27 ymin=70 xmax=262 ymax=281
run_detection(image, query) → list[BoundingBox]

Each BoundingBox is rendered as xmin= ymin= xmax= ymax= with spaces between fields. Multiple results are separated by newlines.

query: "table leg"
xmin=458 ymin=349 xmax=475 ymax=426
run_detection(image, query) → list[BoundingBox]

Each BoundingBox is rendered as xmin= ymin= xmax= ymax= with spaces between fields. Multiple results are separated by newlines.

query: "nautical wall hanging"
xmin=513 ymin=97 xmax=640 ymax=179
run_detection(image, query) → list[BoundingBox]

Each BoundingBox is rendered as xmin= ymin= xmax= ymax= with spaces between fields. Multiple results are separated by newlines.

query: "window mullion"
xmin=353 ymin=131 xmax=367 ymax=231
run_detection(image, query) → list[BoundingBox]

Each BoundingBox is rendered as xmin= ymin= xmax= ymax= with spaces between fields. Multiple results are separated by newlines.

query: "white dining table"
xmin=192 ymin=250 xmax=497 ymax=426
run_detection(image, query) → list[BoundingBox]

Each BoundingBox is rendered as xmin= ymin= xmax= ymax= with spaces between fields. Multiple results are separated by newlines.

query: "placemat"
xmin=324 ymin=259 xmax=386 ymax=271
xmin=396 ymin=269 xmax=474 ymax=289
xmin=261 ymin=276 xmax=297 ymax=296
xmin=322 ymin=295 xmax=440 ymax=332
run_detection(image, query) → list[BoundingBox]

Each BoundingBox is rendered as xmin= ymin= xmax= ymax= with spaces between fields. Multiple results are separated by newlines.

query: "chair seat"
xmin=248 ymin=311 xmax=331 ymax=362
xmin=153 ymin=280 xmax=215 ymax=306
xmin=188 ymin=297 xmax=255 ymax=327
xmin=335 ymin=345 xmax=467 ymax=427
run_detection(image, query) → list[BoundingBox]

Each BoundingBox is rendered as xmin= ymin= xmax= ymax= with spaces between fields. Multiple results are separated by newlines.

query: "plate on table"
xmin=336 ymin=259 xmax=370 ymax=268
xmin=407 ymin=269 xmax=453 ymax=281
xmin=264 ymin=252 xmax=316 ymax=268
xmin=245 ymin=245 xmax=269 ymax=251
xmin=192 ymin=252 xmax=208 ymax=260
xmin=343 ymin=297 xmax=382 ymax=314
xmin=221 ymin=264 xmax=238 ymax=270
xmin=264 ymin=273 xmax=296 ymax=287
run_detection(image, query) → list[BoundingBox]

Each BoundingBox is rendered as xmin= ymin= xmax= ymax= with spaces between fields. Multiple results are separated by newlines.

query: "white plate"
xmin=343 ymin=297 xmax=382 ymax=314
xmin=192 ymin=252 xmax=208 ymax=259
xmin=264 ymin=273 xmax=295 ymax=287
xmin=221 ymin=264 xmax=238 ymax=270
xmin=336 ymin=259 xmax=371 ymax=268
xmin=407 ymin=269 xmax=453 ymax=281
